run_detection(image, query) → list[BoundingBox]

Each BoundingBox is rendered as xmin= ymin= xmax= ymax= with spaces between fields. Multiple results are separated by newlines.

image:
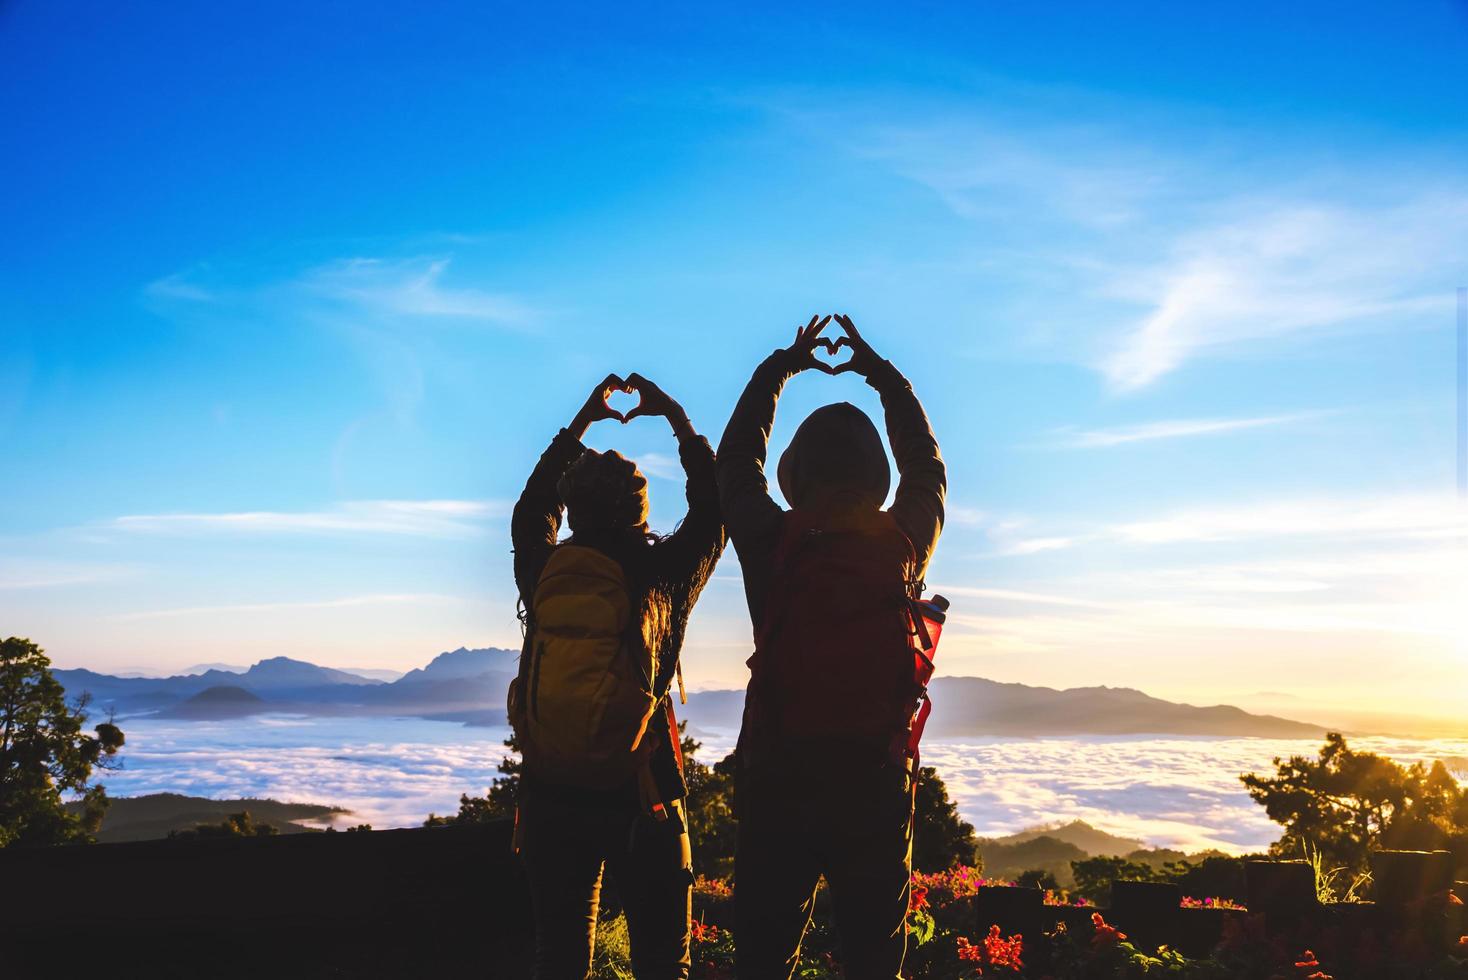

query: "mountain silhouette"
xmin=158 ymin=685 xmax=268 ymax=720
xmin=393 ymin=646 xmax=517 ymax=686
xmin=236 ymin=656 xmax=383 ymax=690
xmin=675 ymin=678 xmax=1321 ymax=738
xmin=54 ymin=648 xmax=1323 ymax=737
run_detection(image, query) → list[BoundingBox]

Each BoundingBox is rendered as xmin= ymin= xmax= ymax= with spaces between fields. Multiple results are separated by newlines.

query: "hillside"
xmin=70 ymin=793 xmax=348 ymax=842
xmin=922 ymin=678 xmax=1323 ymax=738
xmin=987 ymin=819 xmax=1146 ymax=856
xmin=157 ymin=685 xmax=268 ymax=720
xmin=975 ymin=819 xmax=1231 ymax=886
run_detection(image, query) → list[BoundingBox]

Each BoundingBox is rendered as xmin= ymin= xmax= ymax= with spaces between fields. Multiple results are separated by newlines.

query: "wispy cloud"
xmin=0 ymin=559 xmax=137 ymax=590
xmin=846 ymin=101 xmax=1468 ymax=391
xmin=1053 ymin=412 xmax=1320 ymax=449
xmin=1098 ymin=198 xmax=1466 ymax=390
xmin=946 ymin=506 xmax=988 ymax=528
xmin=115 ymin=593 xmax=466 ymax=622
xmin=297 ymin=257 xmax=539 ymax=330
xmin=1108 ymin=493 xmax=1463 ymax=545
xmin=144 ymin=272 xmax=216 ymax=303
xmin=636 ymin=452 xmax=682 ymax=481
xmin=940 ymin=585 xmax=1115 ymax=610
xmin=990 ymin=536 xmax=1077 ymax=557
xmin=148 ymin=256 xmax=539 ymax=330
xmin=111 ymin=499 xmax=507 ymax=538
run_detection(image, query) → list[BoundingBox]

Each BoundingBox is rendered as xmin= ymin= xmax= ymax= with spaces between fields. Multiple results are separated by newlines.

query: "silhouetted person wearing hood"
xmin=511 ymin=373 xmax=725 ymax=980
xmin=717 ymin=315 xmax=946 ymax=980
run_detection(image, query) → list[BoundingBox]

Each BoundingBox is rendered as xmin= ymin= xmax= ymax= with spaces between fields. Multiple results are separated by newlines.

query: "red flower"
xmin=690 ymin=920 xmax=721 ymax=944
xmin=1090 ymin=912 xmax=1127 ymax=949
xmin=954 ymin=927 xmax=1023 ymax=973
xmin=910 ymin=885 xmax=930 ymax=911
xmin=1291 ymin=950 xmax=1332 ymax=980
xmin=983 ymin=925 xmax=1024 ymax=970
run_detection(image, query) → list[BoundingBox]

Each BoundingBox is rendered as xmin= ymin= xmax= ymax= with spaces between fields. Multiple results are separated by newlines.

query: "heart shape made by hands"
xmin=812 ymin=337 xmax=853 ymax=370
xmin=605 ymin=386 xmax=642 ymax=420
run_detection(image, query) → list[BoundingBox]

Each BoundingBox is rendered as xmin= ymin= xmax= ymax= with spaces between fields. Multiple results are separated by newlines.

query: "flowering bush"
xmin=912 ymin=864 xmax=1000 ymax=905
xmin=689 ymin=917 xmax=737 ymax=979
xmin=1089 ymin=912 xmax=1127 ymax=951
xmin=953 ymin=925 xmax=1025 ymax=975
xmin=595 ymin=871 xmax=1468 ymax=979
xmin=1045 ymin=889 xmax=1093 ymax=907
xmin=694 ymin=875 xmax=733 ymax=900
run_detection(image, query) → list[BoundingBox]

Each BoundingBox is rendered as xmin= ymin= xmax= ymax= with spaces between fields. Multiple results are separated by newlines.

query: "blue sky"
xmin=3 ymin=2 xmax=1465 ymax=716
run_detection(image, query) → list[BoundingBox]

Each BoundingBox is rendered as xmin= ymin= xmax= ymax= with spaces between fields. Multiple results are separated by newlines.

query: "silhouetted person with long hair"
xmin=510 ymin=373 xmax=724 ymax=980
xmin=717 ymin=315 xmax=946 ymax=979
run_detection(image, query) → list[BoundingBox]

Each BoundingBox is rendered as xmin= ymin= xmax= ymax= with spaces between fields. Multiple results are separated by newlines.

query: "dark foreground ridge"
xmin=0 ymin=822 xmax=532 ymax=979
xmin=3 ymin=821 xmax=1464 ymax=979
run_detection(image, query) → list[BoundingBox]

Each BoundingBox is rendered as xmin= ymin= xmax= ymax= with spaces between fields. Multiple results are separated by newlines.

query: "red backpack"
xmin=746 ymin=508 xmax=927 ymax=761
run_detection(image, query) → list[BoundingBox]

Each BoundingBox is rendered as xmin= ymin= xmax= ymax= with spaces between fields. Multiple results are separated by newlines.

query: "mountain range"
xmin=55 ymin=648 xmax=1323 ymax=737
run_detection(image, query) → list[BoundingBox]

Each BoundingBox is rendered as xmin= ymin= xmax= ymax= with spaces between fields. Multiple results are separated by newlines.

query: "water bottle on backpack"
xmin=901 ymin=593 xmax=949 ymax=765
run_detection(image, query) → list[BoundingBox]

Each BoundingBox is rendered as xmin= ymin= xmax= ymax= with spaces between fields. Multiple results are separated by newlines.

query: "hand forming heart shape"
xmin=811 ymin=337 xmax=853 ymax=370
xmin=604 ymin=386 xmax=642 ymax=420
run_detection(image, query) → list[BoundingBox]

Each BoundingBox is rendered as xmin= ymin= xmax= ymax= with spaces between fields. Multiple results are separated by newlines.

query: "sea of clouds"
xmin=98 ymin=715 xmax=1468 ymax=854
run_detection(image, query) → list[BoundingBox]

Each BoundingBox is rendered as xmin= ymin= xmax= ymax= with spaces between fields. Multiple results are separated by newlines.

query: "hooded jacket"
xmin=511 ymin=428 xmax=725 ymax=803
xmin=717 ymin=348 xmax=946 ymax=645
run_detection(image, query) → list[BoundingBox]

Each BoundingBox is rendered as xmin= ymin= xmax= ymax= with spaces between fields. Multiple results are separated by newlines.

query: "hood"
xmin=777 ymin=402 xmax=890 ymax=510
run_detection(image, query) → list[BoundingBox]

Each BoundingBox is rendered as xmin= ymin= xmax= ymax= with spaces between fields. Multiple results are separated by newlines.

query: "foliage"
xmin=1015 ymin=868 xmax=1060 ymax=891
xmin=1241 ymin=732 xmax=1468 ymax=875
xmin=1179 ymin=896 xmax=1245 ymax=910
xmin=681 ymin=725 xmax=739 ymax=879
xmin=590 ymin=912 xmax=634 ymax=980
xmin=1071 ymin=856 xmax=1165 ymax=903
xmin=914 ymin=765 xmax=981 ymax=872
xmin=0 ymin=636 xmax=125 ymax=847
xmin=1301 ymin=839 xmax=1371 ymax=904
xmin=1067 ymin=853 xmax=1252 ymax=906
xmin=168 ymin=810 xmax=280 ymax=839
xmin=689 ymin=918 xmax=736 ymax=979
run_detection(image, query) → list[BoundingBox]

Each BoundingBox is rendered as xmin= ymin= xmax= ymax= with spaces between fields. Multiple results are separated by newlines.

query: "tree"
xmin=0 ymin=637 xmax=125 ymax=847
xmin=1241 ymin=732 xmax=1468 ymax=872
xmin=1014 ymin=868 xmax=1059 ymax=891
xmin=680 ymin=726 xmax=738 ymax=879
xmin=912 ymin=765 xmax=980 ymax=872
xmin=1070 ymin=855 xmax=1161 ymax=902
xmin=169 ymin=810 xmax=279 ymax=839
xmin=425 ymin=733 xmax=522 ymax=826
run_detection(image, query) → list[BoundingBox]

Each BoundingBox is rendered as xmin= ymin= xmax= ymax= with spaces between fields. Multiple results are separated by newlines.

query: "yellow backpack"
xmin=508 ymin=545 xmax=661 ymax=792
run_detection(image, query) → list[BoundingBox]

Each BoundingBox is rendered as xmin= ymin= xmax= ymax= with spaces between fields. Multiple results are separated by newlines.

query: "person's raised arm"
xmin=510 ymin=373 xmax=627 ymax=601
xmin=715 ymin=315 xmax=834 ymax=546
xmin=623 ymin=373 xmax=726 ymax=592
xmin=831 ymin=314 xmax=947 ymax=576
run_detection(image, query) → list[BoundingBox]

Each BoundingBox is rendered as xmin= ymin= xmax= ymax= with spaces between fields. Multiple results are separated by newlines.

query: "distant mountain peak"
xmin=240 ymin=656 xmax=382 ymax=688
xmin=393 ymin=647 xmax=518 ymax=686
